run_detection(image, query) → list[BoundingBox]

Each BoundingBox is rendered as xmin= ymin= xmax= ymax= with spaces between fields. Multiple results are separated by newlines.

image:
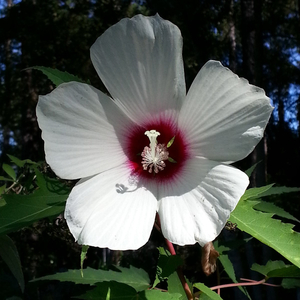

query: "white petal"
xmin=64 ymin=164 xmax=157 ymax=250
xmin=91 ymin=14 xmax=186 ymax=124
xmin=36 ymin=82 xmax=133 ymax=179
xmin=178 ymin=60 xmax=273 ymax=162
xmin=158 ymin=157 xmax=249 ymax=246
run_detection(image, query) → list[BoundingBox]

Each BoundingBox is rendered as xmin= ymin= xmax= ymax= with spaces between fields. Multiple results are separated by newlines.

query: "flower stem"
xmin=155 ymin=213 xmax=193 ymax=300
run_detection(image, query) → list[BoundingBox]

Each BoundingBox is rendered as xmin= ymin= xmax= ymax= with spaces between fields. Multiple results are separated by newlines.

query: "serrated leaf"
xmin=254 ymin=201 xmax=299 ymax=223
xmin=32 ymin=266 xmax=150 ymax=292
xmin=7 ymin=154 xmax=37 ymax=168
xmin=0 ymin=235 xmax=24 ymax=292
xmin=0 ymin=171 xmax=70 ymax=235
xmin=251 ymin=260 xmax=300 ymax=278
xmin=241 ymin=184 xmax=274 ymax=200
xmin=74 ymin=282 xmax=136 ymax=300
xmin=281 ymin=278 xmax=300 ymax=289
xmin=257 ymin=186 xmax=300 ymax=198
xmin=75 ymin=282 xmax=181 ymax=300
xmin=214 ymin=241 xmax=251 ymax=299
xmin=229 ymin=200 xmax=300 ymax=268
xmin=2 ymin=164 xmax=16 ymax=181
xmin=194 ymin=283 xmax=223 ymax=300
xmin=30 ymin=66 xmax=86 ymax=86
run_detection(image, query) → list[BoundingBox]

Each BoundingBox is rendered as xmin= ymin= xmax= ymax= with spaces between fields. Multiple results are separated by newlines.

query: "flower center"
xmin=141 ymin=130 xmax=169 ymax=173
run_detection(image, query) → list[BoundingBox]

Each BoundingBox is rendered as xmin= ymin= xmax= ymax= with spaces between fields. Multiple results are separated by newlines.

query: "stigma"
xmin=141 ymin=130 xmax=169 ymax=173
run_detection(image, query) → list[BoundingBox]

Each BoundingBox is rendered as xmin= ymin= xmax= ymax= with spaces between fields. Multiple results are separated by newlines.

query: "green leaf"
xmin=30 ymin=66 xmax=86 ymax=86
xmin=0 ymin=235 xmax=24 ymax=292
xmin=251 ymin=260 xmax=300 ymax=278
xmin=157 ymin=247 xmax=183 ymax=278
xmin=2 ymin=164 xmax=16 ymax=181
xmin=244 ymin=162 xmax=260 ymax=177
xmin=7 ymin=154 xmax=37 ymax=168
xmin=168 ymin=272 xmax=192 ymax=300
xmin=229 ymin=200 xmax=300 ymax=268
xmin=214 ymin=241 xmax=251 ymax=299
xmin=32 ymin=266 xmax=150 ymax=292
xmin=253 ymin=201 xmax=299 ymax=223
xmin=281 ymin=278 xmax=300 ymax=289
xmin=241 ymin=184 xmax=274 ymax=200
xmin=75 ymin=282 xmax=181 ymax=300
xmin=143 ymin=289 xmax=182 ymax=300
xmin=0 ymin=176 xmax=13 ymax=182
xmin=0 ymin=171 xmax=70 ymax=235
xmin=74 ymin=282 xmax=137 ymax=300
xmin=81 ymin=245 xmax=89 ymax=277
xmin=194 ymin=283 xmax=223 ymax=300
xmin=256 ymin=186 xmax=300 ymax=198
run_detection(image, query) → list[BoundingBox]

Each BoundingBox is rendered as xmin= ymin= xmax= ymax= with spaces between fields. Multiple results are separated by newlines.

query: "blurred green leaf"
xmin=32 ymin=266 xmax=150 ymax=292
xmin=230 ymin=200 xmax=300 ymax=268
xmin=7 ymin=154 xmax=37 ymax=168
xmin=281 ymin=278 xmax=300 ymax=289
xmin=0 ymin=235 xmax=24 ymax=293
xmin=0 ymin=171 xmax=70 ymax=235
xmin=251 ymin=260 xmax=300 ymax=278
xmin=194 ymin=283 xmax=223 ymax=300
xmin=2 ymin=164 xmax=16 ymax=181
xmin=30 ymin=66 xmax=86 ymax=86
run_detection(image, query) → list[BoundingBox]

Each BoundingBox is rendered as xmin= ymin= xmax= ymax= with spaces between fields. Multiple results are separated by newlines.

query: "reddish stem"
xmin=155 ymin=214 xmax=193 ymax=300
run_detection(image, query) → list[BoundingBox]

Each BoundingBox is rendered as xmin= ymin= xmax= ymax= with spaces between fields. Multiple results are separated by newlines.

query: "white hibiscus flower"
xmin=36 ymin=14 xmax=273 ymax=250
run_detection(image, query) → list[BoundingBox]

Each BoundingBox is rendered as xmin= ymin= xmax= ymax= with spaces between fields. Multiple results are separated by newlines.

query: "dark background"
xmin=0 ymin=0 xmax=299 ymax=299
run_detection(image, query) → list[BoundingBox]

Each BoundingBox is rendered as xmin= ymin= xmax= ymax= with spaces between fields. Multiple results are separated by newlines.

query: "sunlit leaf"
xmin=32 ymin=266 xmax=150 ymax=292
xmin=2 ymin=164 xmax=16 ymax=181
xmin=30 ymin=66 xmax=86 ymax=86
xmin=0 ymin=235 xmax=24 ymax=292
xmin=251 ymin=260 xmax=300 ymax=278
xmin=229 ymin=200 xmax=300 ymax=268
xmin=0 ymin=171 xmax=70 ymax=235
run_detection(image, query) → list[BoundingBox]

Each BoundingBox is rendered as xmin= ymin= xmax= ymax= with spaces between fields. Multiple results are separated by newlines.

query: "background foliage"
xmin=0 ymin=0 xmax=300 ymax=299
